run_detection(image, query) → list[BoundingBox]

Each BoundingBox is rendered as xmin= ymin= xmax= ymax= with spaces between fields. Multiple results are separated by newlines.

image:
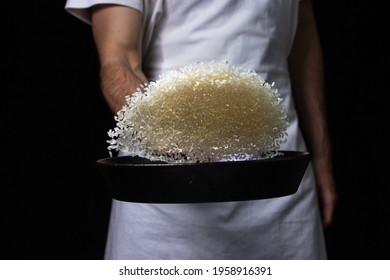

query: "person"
xmin=65 ymin=0 xmax=337 ymax=259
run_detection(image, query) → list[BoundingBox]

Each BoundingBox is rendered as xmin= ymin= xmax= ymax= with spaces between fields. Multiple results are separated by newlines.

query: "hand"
xmin=312 ymin=156 xmax=338 ymax=228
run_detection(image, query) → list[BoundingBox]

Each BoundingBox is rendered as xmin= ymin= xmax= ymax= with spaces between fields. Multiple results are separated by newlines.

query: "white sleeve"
xmin=64 ymin=0 xmax=143 ymax=25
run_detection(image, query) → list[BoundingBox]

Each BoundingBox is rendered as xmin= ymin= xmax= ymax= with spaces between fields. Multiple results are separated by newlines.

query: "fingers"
xmin=320 ymin=186 xmax=338 ymax=228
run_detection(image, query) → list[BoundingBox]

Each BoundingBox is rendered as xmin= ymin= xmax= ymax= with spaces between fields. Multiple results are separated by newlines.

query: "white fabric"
xmin=65 ymin=0 xmax=327 ymax=259
xmin=65 ymin=0 xmax=143 ymax=24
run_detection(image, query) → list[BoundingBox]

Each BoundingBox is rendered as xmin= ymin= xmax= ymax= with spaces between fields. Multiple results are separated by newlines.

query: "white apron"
xmin=65 ymin=0 xmax=327 ymax=259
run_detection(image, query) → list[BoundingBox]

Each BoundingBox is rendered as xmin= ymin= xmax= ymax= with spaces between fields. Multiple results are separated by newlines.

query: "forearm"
xmin=99 ymin=61 xmax=147 ymax=114
xmin=289 ymin=0 xmax=337 ymax=226
xmin=288 ymin=0 xmax=332 ymax=161
xmin=91 ymin=4 xmax=147 ymax=114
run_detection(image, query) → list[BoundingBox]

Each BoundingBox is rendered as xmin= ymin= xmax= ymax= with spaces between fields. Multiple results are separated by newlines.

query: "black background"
xmin=2 ymin=1 xmax=389 ymax=259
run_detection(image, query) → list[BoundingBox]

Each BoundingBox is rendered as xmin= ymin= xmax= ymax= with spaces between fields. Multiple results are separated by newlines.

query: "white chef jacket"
xmin=65 ymin=0 xmax=327 ymax=259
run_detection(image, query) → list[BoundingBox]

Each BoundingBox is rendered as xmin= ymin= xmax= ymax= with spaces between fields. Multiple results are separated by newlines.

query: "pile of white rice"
xmin=107 ymin=61 xmax=289 ymax=163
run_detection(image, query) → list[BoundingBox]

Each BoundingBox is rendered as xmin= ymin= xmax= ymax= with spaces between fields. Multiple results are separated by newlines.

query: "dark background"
xmin=2 ymin=1 xmax=389 ymax=259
